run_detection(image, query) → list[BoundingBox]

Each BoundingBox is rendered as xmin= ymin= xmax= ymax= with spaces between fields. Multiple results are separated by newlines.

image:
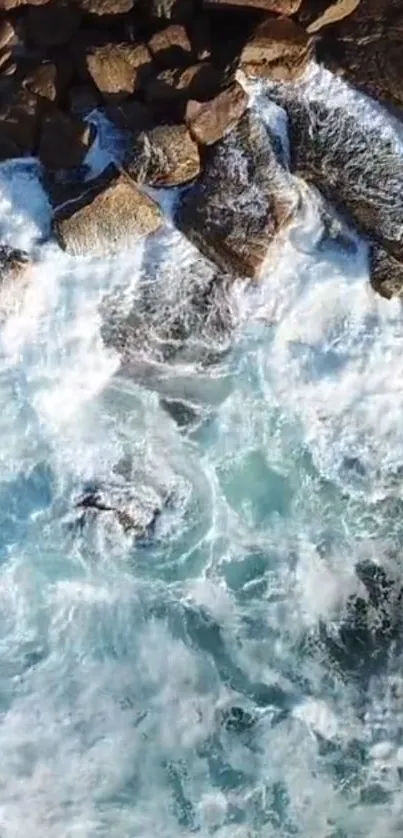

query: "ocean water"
xmin=1 ymin=65 xmax=403 ymax=838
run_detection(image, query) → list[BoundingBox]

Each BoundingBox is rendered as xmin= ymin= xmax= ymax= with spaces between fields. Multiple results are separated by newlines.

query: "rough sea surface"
xmin=1 ymin=66 xmax=403 ymax=837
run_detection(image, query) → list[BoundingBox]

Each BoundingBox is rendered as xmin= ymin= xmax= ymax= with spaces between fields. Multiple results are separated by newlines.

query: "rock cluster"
xmin=0 ymin=0 xmax=402 ymax=295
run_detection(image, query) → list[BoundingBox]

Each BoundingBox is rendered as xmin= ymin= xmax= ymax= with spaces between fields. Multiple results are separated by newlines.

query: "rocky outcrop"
xmin=175 ymin=110 xmax=299 ymax=277
xmin=126 ymin=124 xmax=200 ymax=186
xmin=270 ymin=86 xmax=403 ymax=294
xmin=240 ymin=15 xmax=313 ymax=81
xmin=185 ymin=81 xmax=248 ymax=145
xmin=53 ymin=166 xmax=163 ymax=255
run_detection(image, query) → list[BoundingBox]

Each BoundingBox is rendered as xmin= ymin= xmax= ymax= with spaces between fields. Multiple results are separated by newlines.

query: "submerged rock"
xmin=175 ymin=110 xmax=299 ymax=277
xmin=269 ymin=85 xmax=403 ymax=294
xmin=53 ymin=165 xmax=163 ymax=255
xmin=0 ymin=245 xmax=32 ymax=320
xmin=75 ymin=483 xmax=163 ymax=538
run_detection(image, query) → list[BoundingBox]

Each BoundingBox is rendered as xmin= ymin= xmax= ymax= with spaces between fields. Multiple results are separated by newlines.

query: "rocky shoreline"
xmin=0 ymin=0 xmax=403 ymax=299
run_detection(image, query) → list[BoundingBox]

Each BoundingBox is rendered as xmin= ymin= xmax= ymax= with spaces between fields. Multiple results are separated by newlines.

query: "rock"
xmin=223 ymin=706 xmax=256 ymax=732
xmin=239 ymin=15 xmax=313 ymax=81
xmin=148 ymin=24 xmax=193 ymax=69
xmin=106 ymin=99 xmax=153 ymax=133
xmin=145 ymin=61 xmax=222 ymax=119
xmin=68 ymin=82 xmax=100 ymax=116
xmin=142 ymin=0 xmax=195 ymax=23
xmin=269 ymin=88 xmax=403 ymax=284
xmin=74 ymin=0 xmax=136 ymax=12
xmin=302 ymin=0 xmax=361 ymax=33
xmin=185 ymin=81 xmax=248 ymax=145
xmin=75 ymin=482 xmax=163 ymax=538
xmin=23 ymin=61 xmax=73 ymax=103
xmin=370 ymin=246 xmax=403 ymax=299
xmin=38 ymin=107 xmax=95 ymax=170
xmin=204 ymin=0 xmax=303 ymax=13
xmin=0 ymin=88 xmax=42 ymax=158
xmin=0 ymin=19 xmax=15 ymax=51
xmin=126 ymin=123 xmax=200 ymax=186
xmin=0 ymin=245 xmax=32 ymax=321
xmin=175 ymin=110 xmax=299 ymax=277
xmin=86 ymin=42 xmax=154 ymax=100
xmin=1 ymin=0 xmax=49 ymax=7
xmin=53 ymin=165 xmax=163 ymax=255
xmin=26 ymin=1 xmax=82 ymax=47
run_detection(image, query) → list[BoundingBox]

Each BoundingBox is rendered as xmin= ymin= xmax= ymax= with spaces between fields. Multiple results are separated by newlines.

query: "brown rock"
xmin=240 ymin=15 xmax=313 ymax=80
xmin=74 ymin=0 xmax=135 ymax=12
xmin=126 ymin=124 xmax=200 ymax=186
xmin=304 ymin=0 xmax=361 ymax=33
xmin=185 ymin=81 xmax=248 ymax=145
xmin=0 ymin=19 xmax=15 ymax=50
xmin=86 ymin=42 xmax=154 ymax=100
xmin=0 ymin=88 xmax=42 ymax=158
xmin=145 ymin=61 xmax=222 ymax=119
xmin=148 ymin=24 xmax=193 ymax=68
xmin=143 ymin=0 xmax=195 ymax=23
xmin=1 ymin=0 xmax=49 ymax=7
xmin=0 ymin=48 xmax=13 ymax=72
xmin=53 ymin=165 xmax=163 ymax=255
xmin=26 ymin=1 xmax=81 ymax=47
xmin=38 ymin=106 xmax=95 ymax=170
xmin=175 ymin=110 xmax=299 ymax=277
xmin=23 ymin=63 xmax=59 ymax=102
xmin=204 ymin=0 xmax=302 ymax=13
xmin=370 ymin=246 xmax=403 ymax=299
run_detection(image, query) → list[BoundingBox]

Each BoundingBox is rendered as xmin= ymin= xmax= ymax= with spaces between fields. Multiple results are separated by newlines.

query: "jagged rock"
xmin=370 ymin=246 xmax=403 ymax=299
xmin=148 ymin=24 xmax=193 ymax=68
xmin=75 ymin=482 xmax=163 ymax=537
xmin=175 ymin=110 xmax=299 ymax=277
xmin=239 ymin=15 xmax=313 ymax=81
xmin=26 ymin=0 xmax=82 ymax=46
xmin=0 ymin=245 xmax=32 ymax=321
xmin=204 ymin=0 xmax=303 ymax=12
xmin=53 ymin=165 xmax=163 ymax=255
xmin=185 ymin=81 xmax=248 ymax=145
xmin=86 ymin=42 xmax=154 ymax=100
xmin=126 ymin=123 xmax=200 ymax=186
xmin=74 ymin=0 xmax=136 ymax=12
xmin=0 ymin=88 xmax=42 ymax=159
xmin=269 ymin=87 xmax=403 ymax=291
xmin=38 ymin=107 xmax=95 ymax=170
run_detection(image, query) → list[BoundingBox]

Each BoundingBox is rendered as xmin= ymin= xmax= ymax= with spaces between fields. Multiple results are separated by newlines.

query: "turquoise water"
xmin=1 ymin=68 xmax=403 ymax=837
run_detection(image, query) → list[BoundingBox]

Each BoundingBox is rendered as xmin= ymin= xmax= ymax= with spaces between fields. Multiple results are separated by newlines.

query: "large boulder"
xmin=175 ymin=110 xmax=299 ymax=277
xmin=126 ymin=123 xmax=200 ymax=186
xmin=185 ymin=81 xmax=249 ymax=145
xmin=53 ymin=165 xmax=163 ymax=255
xmin=269 ymin=83 xmax=403 ymax=293
xmin=86 ymin=42 xmax=154 ymax=101
xmin=239 ymin=15 xmax=313 ymax=81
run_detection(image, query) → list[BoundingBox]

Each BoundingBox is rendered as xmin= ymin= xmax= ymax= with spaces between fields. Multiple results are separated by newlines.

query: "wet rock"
xmin=23 ymin=61 xmax=73 ymax=103
xmin=86 ymin=42 xmax=154 ymax=101
xmin=0 ymin=245 xmax=32 ymax=321
xmin=0 ymin=19 xmax=16 ymax=51
xmin=222 ymin=705 xmax=256 ymax=732
xmin=301 ymin=0 xmax=361 ymax=33
xmin=148 ymin=24 xmax=193 ymax=69
xmin=38 ymin=106 xmax=95 ymax=171
xmin=53 ymin=165 xmax=163 ymax=255
xmin=126 ymin=123 xmax=200 ymax=186
xmin=68 ymin=82 xmax=101 ymax=116
xmin=26 ymin=0 xmax=82 ymax=47
xmin=75 ymin=483 xmax=163 ymax=538
xmin=175 ymin=110 xmax=299 ymax=277
xmin=239 ymin=14 xmax=313 ymax=81
xmin=0 ymin=88 xmax=42 ymax=159
xmin=270 ymin=87 xmax=403 ymax=293
xmin=185 ymin=81 xmax=248 ymax=145
xmin=370 ymin=246 xmax=403 ymax=299
xmin=204 ymin=0 xmax=303 ymax=12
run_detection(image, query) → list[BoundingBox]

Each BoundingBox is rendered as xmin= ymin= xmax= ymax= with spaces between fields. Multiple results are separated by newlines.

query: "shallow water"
xmin=1 ymin=66 xmax=403 ymax=837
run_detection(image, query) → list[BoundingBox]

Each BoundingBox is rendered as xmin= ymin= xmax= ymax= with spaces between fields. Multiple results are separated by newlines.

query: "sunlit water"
xmin=1 ymin=65 xmax=403 ymax=838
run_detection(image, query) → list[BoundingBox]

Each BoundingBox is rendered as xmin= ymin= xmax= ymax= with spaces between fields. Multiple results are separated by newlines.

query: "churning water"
xmin=1 ymin=65 xmax=403 ymax=837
